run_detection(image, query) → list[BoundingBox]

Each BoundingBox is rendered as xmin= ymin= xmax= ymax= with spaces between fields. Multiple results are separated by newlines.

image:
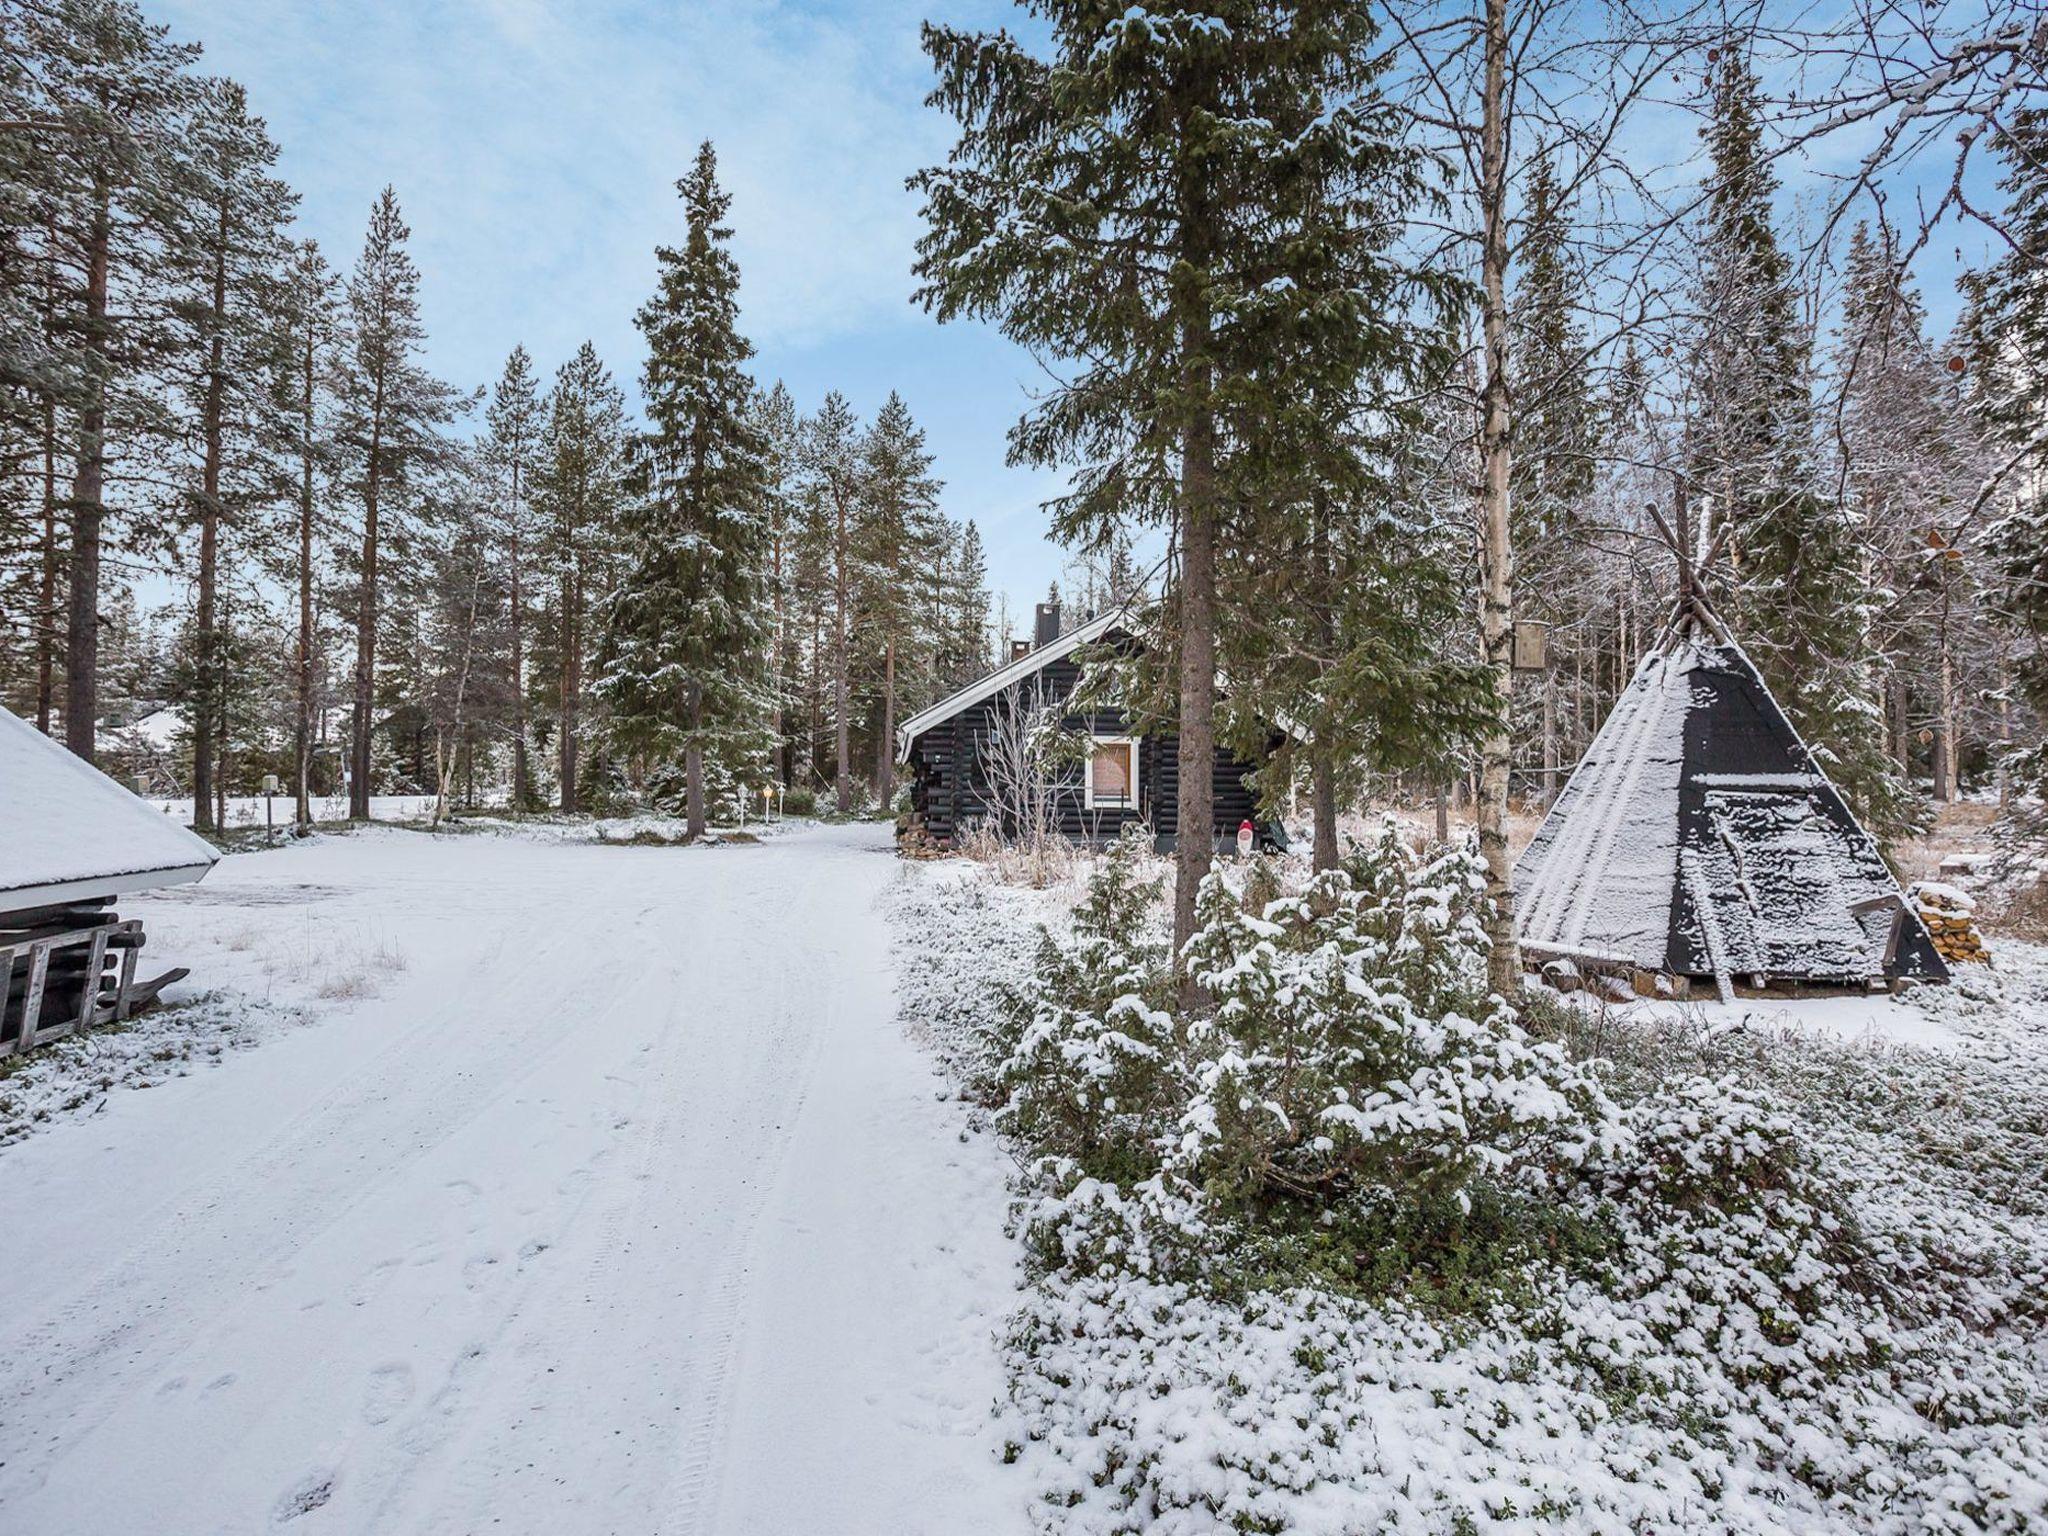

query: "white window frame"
xmin=1084 ymin=735 xmax=1140 ymax=811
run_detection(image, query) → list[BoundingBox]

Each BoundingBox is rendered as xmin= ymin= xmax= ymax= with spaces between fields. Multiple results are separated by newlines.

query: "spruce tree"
xmin=800 ymin=389 xmax=864 ymax=811
xmin=1509 ymin=149 xmax=1599 ymax=802
xmin=533 ymin=341 xmax=627 ymax=813
xmin=338 ymin=187 xmax=463 ymax=817
xmin=484 ymin=345 xmax=543 ymax=808
xmin=751 ymin=381 xmax=802 ymax=785
xmin=1687 ymin=44 xmax=1919 ymax=845
xmin=948 ymin=518 xmax=991 ymax=686
xmin=1964 ymin=104 xmax=2048 ymax=856
xmin=1834 ymin=223 xmax=1989 ymax=804
xmin=915 ymin=0 xmax=1457 ymax=961
xmin=596 ymin=142 xmax=771 ymax=837
xmin=858 ymin=391 xmax=939 ymax=802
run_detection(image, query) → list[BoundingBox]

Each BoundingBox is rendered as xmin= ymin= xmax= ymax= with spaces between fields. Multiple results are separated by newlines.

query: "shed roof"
xmin=0 ymin=705 xmax=217 ymax=913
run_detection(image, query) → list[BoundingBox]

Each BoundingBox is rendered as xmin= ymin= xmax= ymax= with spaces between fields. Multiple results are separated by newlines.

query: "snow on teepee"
xmin=1513 ymin=510 xmax=1946 ymax=999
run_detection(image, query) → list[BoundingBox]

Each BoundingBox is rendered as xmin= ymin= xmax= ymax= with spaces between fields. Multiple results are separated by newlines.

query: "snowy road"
xmin=0 ymin=822 xmax=1025 ymax=1536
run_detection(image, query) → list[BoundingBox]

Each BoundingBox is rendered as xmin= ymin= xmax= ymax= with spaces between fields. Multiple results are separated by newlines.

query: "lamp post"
xmin=262 ymin=773 xmax=280 ymax=844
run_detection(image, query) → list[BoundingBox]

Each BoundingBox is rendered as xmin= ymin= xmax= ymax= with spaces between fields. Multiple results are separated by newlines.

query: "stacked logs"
xmin=1912 ymin=883 xmax=1988 ymax=966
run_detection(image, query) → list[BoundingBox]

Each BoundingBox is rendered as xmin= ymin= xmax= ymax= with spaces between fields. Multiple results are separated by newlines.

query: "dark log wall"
xmin=906 ymin=654 xmax=1276 ymax=849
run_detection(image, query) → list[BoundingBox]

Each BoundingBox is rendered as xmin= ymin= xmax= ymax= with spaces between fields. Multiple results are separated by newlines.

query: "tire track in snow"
xmin=0 ymin=871 xmax=654 ymax=1501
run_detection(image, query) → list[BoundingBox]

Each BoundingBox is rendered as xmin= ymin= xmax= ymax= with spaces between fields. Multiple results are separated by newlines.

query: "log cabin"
xmin=894 ymin=602 xmax=1290 ymax=853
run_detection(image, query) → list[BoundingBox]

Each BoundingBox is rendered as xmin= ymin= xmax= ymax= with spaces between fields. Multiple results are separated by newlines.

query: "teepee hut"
xmin=1513 ymin=511 xmax=1945 ymax=999
xmin=2 ymin=704 xmax=216 ymax=1054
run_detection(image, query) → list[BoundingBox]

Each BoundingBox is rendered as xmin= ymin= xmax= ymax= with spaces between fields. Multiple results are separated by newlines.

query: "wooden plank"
xmin=75 ymin=927 xmax=110 ymax=1034
xmin=19 ymin=942 xmax=51 ymax=1053
xmin=115 ymin=935 xmax=141 ymax=1023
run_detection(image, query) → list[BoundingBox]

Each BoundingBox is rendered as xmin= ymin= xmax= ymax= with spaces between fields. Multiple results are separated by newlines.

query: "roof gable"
xmin=895 ymin=607 xmax=1127 ymax=760
xmin=0 ymin=705 xmax=218 ymax=911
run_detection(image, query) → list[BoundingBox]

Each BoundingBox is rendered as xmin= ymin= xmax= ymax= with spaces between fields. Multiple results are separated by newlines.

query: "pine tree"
xmin=169 ymin=77 xmax=296 ymax=830
xmin=484 ymin=345 xmax=543 ymax=808
xmin=338 ymin=187 xmax=464 ymax=816
xmin=533 ymin=341 xmax=627 ymax=813
xmin=597 ymin=142 xmax=771 ymax=838
xmin=275 ymin=238 xmax=339 ymax=826
xmin=13 ymin=0 xmax=199 ymax=761
xmin=1687 ymin=43 xmax=1919 ymax=845
xmin=915 ymin=0 xmax=1457 ymax=962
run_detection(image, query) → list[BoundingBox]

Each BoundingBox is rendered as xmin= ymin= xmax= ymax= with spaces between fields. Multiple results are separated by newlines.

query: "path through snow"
xmin=0 ymin=822 xmax=1024 ymax=1536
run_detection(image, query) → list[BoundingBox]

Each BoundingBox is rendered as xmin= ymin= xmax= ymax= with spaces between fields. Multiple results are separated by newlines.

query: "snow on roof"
xmin=0 ymin=705 xmax=217 ymax=911
xmin=895 ymin=607 xmax=1127 ymax=762
xmin=1515 ymin=642 xmax=1696 ymax=968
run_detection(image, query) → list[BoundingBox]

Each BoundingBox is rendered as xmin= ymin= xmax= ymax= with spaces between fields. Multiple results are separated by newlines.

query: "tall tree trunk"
xmin=833 ymin=493 xmax=852 ymax=812
xmin=193 ymin=205 xmax=229 ymax=833
xmin=772 ymin=523 xmax=788 ymax=786
xmin=295 ymin=323 xmax=316 ymax=828
xmin=876 ymin=632 xmax=896 ymax=805
xmin=509 ymin=528 xmax=528 ymax=810
xmin=1311 ymin=748 xmax=1339 ymax=874
xmin=1173 ymin=391 xmax=1218 ymax=976
xmin=684 ymin=685 xmax=706 ymax=838
xmin=1541 ymin=669 xmax=1559 ymax=806
xmin=1310 ymin=487 xmax=1339 ymax=873
xmin=350 ymin=376 xmax=385 ymax=821
xmin=1475 ymin=0 xmax=1521 ymax=996
xmin=37 ymin=387 xmax=58 ymax=734
xmin=1935 ymin=586 xmax=1958 ymax=803
xmin=36 ymin=211 xmax=59 ymax=735
xmin=63 ymin=183 xmax=111 ymax=764
xmin=560 ymin=554 xmax=581 ymax=813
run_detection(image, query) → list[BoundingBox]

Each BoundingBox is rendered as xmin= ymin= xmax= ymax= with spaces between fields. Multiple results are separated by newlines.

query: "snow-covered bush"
xmin=999 ymin=827 xmax=1175 ymax=1175
xmin=1581 ymin=1076 xmax=1886 ymax=1395
xmin=1173 ymin=826 xmax=1624 ymax=1223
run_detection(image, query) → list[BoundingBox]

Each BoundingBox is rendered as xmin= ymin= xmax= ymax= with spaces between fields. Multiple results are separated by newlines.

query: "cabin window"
xmin=1085 ymin=736 xmax=1138 ymax=810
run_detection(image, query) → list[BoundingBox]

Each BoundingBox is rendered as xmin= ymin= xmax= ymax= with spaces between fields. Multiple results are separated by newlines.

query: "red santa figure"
xmin=1236 ymin=819 xmax=1255 ymax=860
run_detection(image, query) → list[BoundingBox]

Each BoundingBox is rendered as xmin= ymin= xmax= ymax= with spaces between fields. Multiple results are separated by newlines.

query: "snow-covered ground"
xmin=888 ymin=845 xmax=2048 ymax=1535
xmin=0 ymin=822 xmax=1026 ymax=1536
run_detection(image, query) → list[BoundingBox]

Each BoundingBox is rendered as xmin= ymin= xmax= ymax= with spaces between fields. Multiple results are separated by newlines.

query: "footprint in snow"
xmin=273 ymin=1470 xmax=336 ymax=1525
xmin=363 ymin=1363 xmax=415 ymax=1426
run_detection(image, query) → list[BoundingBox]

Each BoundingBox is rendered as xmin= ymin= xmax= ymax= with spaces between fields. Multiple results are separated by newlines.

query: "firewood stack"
xmin=1911 ymin=883 xmax=1988 ymax=966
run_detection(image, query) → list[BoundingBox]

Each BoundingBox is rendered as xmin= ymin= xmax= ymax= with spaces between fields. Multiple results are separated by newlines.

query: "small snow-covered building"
xmin=895 ymin=602 xmax=1289 ymax=853
xmin=2 ymin=704 xmax=216 ymax=1053
xmin=1514 ymin=621 xmax=1945 ymax=996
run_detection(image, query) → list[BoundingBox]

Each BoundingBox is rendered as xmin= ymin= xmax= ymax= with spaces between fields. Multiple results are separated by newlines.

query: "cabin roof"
xmin=0 ymin=705 xmax=218 ymax=913
xmin=895 ymin=607 xmax=1127 ymax=762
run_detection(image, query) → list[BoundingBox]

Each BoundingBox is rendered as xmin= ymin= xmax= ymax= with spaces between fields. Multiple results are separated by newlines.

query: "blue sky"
xmin=153 ymin=0 xmax=1074 ymax=636
xmin=151 ymin=0 xmax=1993 ymax=634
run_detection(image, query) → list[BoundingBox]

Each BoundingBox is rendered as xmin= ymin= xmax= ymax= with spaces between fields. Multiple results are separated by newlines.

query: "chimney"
xmin=1034 ymin=601 xmax=1061 ymax=649
xmin=1010 ymin=638 xmax=1032 ymax=661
